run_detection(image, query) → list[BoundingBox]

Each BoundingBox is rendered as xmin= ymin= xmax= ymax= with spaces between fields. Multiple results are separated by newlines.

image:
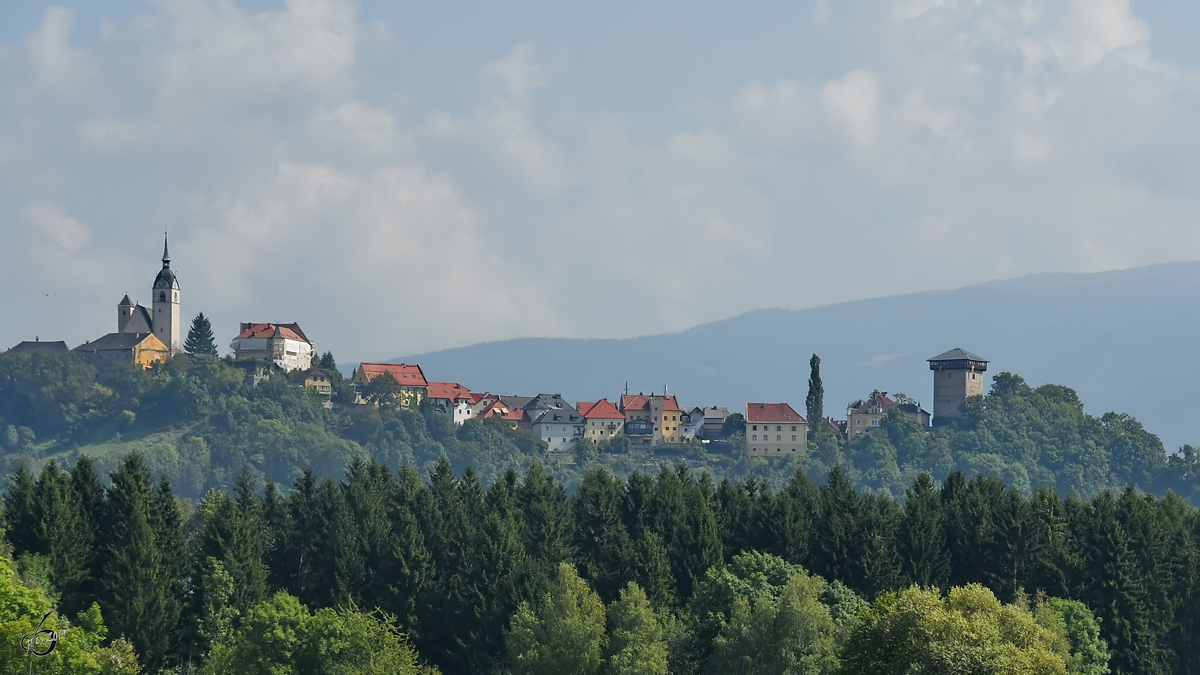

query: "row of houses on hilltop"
xmin=7 ymin=242 xmax=992 ymax=458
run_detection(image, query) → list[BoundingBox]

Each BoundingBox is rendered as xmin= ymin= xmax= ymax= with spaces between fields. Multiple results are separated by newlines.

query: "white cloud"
xmin=20 ymin=201 xmax=90 ymax=251
xmin=822 ymin=70 xmax=880 ymax=149
xmin=26 ymin=7 xmax=96 ymax=95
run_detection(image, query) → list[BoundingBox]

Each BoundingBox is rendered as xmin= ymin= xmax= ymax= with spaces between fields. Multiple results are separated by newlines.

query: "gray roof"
xmin=499 ymin=395 xmax=534 ymax=410
xmin=74 ymin=332 xmax=158 ymax=352
xmin=525 ymin=394 xmax=583 ymax=425
xmin=928 ymin=347 xmax=987 ymax=362
xmin=8 ymin=340 xmax=69 ymax=354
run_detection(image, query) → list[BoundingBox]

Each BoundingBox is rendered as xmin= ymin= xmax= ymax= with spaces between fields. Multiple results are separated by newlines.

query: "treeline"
xmin=2 ymin=350 xmax=1198 ymax=505
xmin=6 ymin=456 xmax=1200 ymax=672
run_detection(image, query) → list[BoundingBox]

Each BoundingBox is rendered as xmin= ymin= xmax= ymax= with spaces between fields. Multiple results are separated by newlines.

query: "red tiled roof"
xmin=358 ymin=363 xmax=428 ymax=386
xmin=849 ymin=393 xmax=897 ymax=415
xmin=235 ymin=323 xmax=310 ymax=343
xmin=468 ymin=392 xmax=494 ymax=404
xmin=476 ymin=400 xmax=510 ymax=418
xmin=427 ymin=382 xmax=471 ymax=401
xmin=746 ymin=402 xmax=806 ymax=424
xmin=577 ymin=398 xmax=624 ymax=419
xmin=620 ymin=394 xmax=681 ymax=412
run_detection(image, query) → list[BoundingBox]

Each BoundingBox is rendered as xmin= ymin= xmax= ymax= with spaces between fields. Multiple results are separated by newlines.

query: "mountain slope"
xmin=400 ymin=261 xmax=1200 ymax=451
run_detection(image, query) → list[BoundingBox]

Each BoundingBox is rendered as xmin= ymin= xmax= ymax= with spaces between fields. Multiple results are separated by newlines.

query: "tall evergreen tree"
xmin=573 ymin=467 xmax=634 ymax=602
xmin=102 ymin=456 xmax=180 ymax=670
xmin=184 ymin=312 xmax=218 ymax=356
xmin=897 ymin=472 xmax=949 ymax=589
xmin=35 ymin=460 xmax=93 ymax=617
xmin=3 ymin=463 xmax=38 ymax=555
xmin=806 ymin=353 xmax=824 ymax=430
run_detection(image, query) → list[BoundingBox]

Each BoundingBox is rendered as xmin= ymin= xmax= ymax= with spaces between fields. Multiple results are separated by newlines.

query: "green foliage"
xmin=201 ymin=592 xmax=437 ymax=674
xmin=604 ymin=582 xmax=668 ymax=675
xmin=507 ymin=562 xmax=607 ymax=675
xmin=840 ymin=585 xmax=1073 ymax=674
xmin=806 ymin=354 xmax=824 ymax=434
xmin=184 ymin=313 xmax=218 ymax=357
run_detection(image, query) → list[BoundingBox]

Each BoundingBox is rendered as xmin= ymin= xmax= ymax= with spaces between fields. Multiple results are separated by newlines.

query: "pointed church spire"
xmin=162 ymin=232 xmax=170 ymax=268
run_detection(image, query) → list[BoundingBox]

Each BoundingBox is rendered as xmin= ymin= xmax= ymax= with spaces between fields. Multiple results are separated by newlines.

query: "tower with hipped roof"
xmin=927 ymin=348 xmax=988 ymax=426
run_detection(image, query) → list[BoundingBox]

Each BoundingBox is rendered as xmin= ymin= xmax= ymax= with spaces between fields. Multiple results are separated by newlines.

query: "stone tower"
xmin=151 ymin=234 xmax=181 ymax=353
xmin=928 ymin=348 xmax=988 ymax=426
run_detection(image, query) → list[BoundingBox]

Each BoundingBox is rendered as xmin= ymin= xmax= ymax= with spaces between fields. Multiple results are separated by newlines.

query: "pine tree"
xmin=897 ymin=472 xmax=949 ymax=589
xmin=806 ymin=353 xmax=824 ymax=430
xmin=35 ymin=460 xmax=93 ymax=617
xmin=4 ymin=462 xmax=39 ymax=555
xmin=184 ymin=312 xmax=218 ymax=356
xmin=318 ymin=351 xmax=338 ymax=372
xmin=572 ymin=467 xmax=634 ymax=603
xmin=102 ymin=456 xmax=180 ymax=670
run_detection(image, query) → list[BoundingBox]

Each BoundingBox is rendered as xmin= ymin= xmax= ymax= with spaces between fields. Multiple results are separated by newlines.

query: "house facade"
xmin=230 ymin=323 xmax=315 ymax=371
xmin=288 ymin=368 xmax=334 ymax=395
xmin=577 ymin=399 xmax=625 ymax=442
xmin=74 ymin=332 xmax=170 ymax=373
xmin=525 ymin=394 xmax=584 ymax=452
xmin=846 ymin=391 xmax=931 ymax=438
xmin=745 ymin=402 xmax=808 ymax=456
xmin=620 ymin=394 xmax=683 ymax=445
xmin=352 ymin=363 xmax=429 ymax=407
xmin=427 ymin=382 xmax=473 ymax=424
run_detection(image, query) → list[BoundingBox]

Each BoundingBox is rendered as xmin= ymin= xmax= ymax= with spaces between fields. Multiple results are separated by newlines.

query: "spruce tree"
xmin=36 ymin=460 xmax=93 ymax=617
xmin=897 ymin=472 xmax=949 ymax=589
xmin=572 ymin=467 xmax=634 ymax=603
xmin=4 ymin=462 xmax=39 ymax=555
xmin=184 ymin=312 xmax=218 ymax=356
xmin=806 ymin=353 xmax=824 ymax=429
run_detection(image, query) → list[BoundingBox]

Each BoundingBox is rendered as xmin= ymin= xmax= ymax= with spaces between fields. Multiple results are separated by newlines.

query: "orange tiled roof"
xmin=620 ymin=394 xmax=681 ymax=412
xmin=746 ymin=402 xmax=806 ymax=424
xmin=849 ymin=393 xmax=897 ymax=415
xmin=235 ymin=323 xmax=310 ymax=343
xmin=427 ymin=382 xmax=471 ymax=401
xmin=577 ymin=398 xmax=624 ymax=419
xmin=358 ymin=363 xmax=428 ymax=386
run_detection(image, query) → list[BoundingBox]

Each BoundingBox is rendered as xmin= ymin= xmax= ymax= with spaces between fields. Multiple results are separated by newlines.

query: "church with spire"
xmin=74 ymin=235 xmax=180 ymax=372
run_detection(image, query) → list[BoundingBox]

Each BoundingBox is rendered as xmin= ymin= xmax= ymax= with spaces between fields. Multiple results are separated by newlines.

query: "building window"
xmin=791 ymin=426 xmax=796 ymax=431
xmin=752 ymin=425 xmax=757 ymax=431
xmin=752 ymin=435 xmax=757 ymax=441
xmin=792 ymin=435 xmax=797 ymax=441
xmin=776 ymin=435 xmax=781 ymax=441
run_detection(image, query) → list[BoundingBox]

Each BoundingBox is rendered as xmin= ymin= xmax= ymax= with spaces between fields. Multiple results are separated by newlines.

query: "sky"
xmin=2 ymin=0 xmax=1199 ymax=364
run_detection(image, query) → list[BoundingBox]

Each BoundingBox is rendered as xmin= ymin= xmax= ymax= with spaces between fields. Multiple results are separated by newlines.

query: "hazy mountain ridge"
xmin=400 ymin=261 xmax=1200 ymax=452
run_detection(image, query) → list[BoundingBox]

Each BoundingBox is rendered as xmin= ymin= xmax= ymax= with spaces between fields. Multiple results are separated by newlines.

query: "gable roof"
xmin=235 ymin=323 xmax=311 ymax=343
xmin=499 ymin=395 xmax=534 ymax=410
xmin=427 ymin=382 xmax=471 ymax=401
xmin=74 ymin=332 xmax=164 ymax=352
xmin=928 ymin=347 xmax=987 ymax=362
xmin=357 ymin=362 xmax=428 ymax=386
xmin=288 ymin=368 xmax=332 ymax=385
xmin=620 ymin=394 xmax=681 ymax=412
xmin=849 ymin=392 xmax=897 ymax=415
xmin=8 ymin=340 xmax=69 ymax=354
xmin=746 ymin=402 xmax=806 ymax=424
xmin=577 ymin=399 xmax=623 ymax=419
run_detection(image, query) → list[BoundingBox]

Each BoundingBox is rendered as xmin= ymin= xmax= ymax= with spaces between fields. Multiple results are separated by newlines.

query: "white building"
xmin=428 ymin=382 xmax=474 ymax=424
xmin=525 ymin=393 xmax=585 ymax=452
xmin=230 ymin=323 xmax=314 ymax=371
xmin=746 ymin=402 xmax=809 ymax=456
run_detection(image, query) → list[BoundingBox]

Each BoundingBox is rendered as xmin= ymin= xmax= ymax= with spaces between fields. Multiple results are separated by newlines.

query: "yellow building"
xmin=289 ymin=368 xmax=334 ymax=395
xmin=74 ymin=332 xmax=170 ymax=373
xmin=620 ymin=394 xmax=683 ymax=445
xmin=352 ymin=362 xmax=428 ymax=407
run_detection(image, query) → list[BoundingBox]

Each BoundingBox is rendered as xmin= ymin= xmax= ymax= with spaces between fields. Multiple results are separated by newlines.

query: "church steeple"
xmin=152 ymin=232 xmax=181 ymax=353
xmin=162 ymin=232 xmax=170 ymax=268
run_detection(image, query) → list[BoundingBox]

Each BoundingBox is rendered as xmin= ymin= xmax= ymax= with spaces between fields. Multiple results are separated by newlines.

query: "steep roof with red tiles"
xmin=235 ymin=322 xmax=310 ymax=343
xmin=848 ymin=392 xmax=897 ymax=416
xmin=475 ymin=399 xmax=511 ymax=419
xmin=746 ymin=402 xmax=806 ymax=424
xmin=620 ymin=394 xmax=681 ymax=412
xmin=357 ymin=362 xmax=428 ymax=386
xmin=577 ymin=398 xmax=624 ymax=419
xmin=468 ymin=392 xmax=494 ymax=405
xmin=427 ymin=382 xmax=471 ymax=402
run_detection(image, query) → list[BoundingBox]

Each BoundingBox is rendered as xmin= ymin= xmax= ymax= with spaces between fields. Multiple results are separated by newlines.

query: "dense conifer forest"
xmin=4 ymin=349 xmax=1200 ymax=672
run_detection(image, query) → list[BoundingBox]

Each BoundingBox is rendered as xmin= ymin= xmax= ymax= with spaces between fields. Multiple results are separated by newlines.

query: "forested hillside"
xmin=5 ymin=350 xmax=1200 ymax=672
xmin=0 ymin=350 xmax=1195 ymax=502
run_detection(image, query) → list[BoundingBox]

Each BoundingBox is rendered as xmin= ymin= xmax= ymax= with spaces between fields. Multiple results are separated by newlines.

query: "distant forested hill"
xmin=401 ymin=261 xmax=1200 ymax=454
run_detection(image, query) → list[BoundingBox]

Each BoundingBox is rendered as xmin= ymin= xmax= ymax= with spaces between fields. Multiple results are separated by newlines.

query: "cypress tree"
xmin=184 ymin=312 xmax=218 ymax=356
xmin=806 ymin=353 xmax=824 ymax=430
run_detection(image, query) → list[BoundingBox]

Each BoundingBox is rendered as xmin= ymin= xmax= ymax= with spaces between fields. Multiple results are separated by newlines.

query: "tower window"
xmin=159 ymin=292 xmax=165 ymax=301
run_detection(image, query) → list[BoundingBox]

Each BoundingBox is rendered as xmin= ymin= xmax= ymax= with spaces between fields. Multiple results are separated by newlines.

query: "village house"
xmin=427 ymin=382 xmax=473 ymax=424
xmin=524 ymin=394 xmax=584 ymax=451
xmin=352 ymin=362 xmax=428 ymax=407
xmin=75 ymin=332 xmax=170 ymax=374
xmin=745 ymin=402 xmax=808 ymax=456
xmin=620 ymin=393 xmax=683 ymax=445
xmin=7 ymin=339 xmax=69 ymax=354
xmin=230 ymin=323 xmax=315 ymax=372
xmin=577 ymin=398 xmax=625 ymax=441
xmin=846 ymin=391 xmax=931 ymax=438
xmin=288 ymin=368 xmax=334 ymax=395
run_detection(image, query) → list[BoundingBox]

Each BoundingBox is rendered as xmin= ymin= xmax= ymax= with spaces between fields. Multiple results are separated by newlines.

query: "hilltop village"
xmin=7 ymin=243 xmax=990 ymax=456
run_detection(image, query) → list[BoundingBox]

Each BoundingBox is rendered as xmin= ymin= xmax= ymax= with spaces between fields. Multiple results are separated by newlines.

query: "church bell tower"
xmin=152 ymin=234 xmax=181 ymax=353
